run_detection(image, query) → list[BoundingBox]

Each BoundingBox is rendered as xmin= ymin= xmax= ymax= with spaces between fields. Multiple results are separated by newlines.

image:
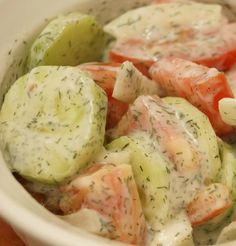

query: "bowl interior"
xmin=0 ymin=0 xmax=150 ymax=245
xmin=1 ymin=0 xmax=236 ymax=246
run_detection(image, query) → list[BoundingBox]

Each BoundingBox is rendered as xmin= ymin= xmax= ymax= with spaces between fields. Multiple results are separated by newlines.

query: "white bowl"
xmin=0 ymin=0 xmax=152 ymax=245
xmin=0 ymin=0 xmax=236 ymax=245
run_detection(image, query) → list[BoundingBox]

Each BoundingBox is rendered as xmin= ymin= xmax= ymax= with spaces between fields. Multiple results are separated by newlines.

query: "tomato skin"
xmin=79 ymin=62 xmax=120 ymax=96
xmin=109 ymin=95 xmax=201 ymax=175
xmin=197 ymin=49 xmax=236 ymax=72
xmin=186 ymin=183 xmax=232 ymax=227
xmin=107 ymin=97 xmax=129 ymax=129
xmin=79 ymin=63 xmax=128 ymax=128
xmin=196 ymin=23 xmax=236 ymax=71
xmin=149 ymin=57 xmax=234 ymax=136
xmin=109 ymin=23 xmax=236 ymax=75
xmin=60 ymin=164 xmax=147 ymax=245
xmin=109 ymin=41 xmax=153 ymax=77
xmin=226 ymin=64 xmax=236 ymax=97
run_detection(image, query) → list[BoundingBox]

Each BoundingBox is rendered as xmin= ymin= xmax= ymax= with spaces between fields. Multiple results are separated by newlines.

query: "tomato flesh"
xmin=60 ymin=164 xmax=147 ymax=245
xmin=109 ymin=23 xmax=236 ymax=74
xmin=150 ymin=57 xmax=234 ymax=136
xmin=186 ymin=183 xmax=232 ymax=226
xmin=79 ymin=63 xmax=128 ymax=128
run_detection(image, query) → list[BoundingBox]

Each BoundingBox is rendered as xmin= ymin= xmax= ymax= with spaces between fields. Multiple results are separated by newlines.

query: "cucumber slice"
xmin=162 ymin=97 xmax=221 ymax=182
xmin=27 ymin=12 xmax=107 ymax=71
xmin=218 ymin=140 xmax=236 ymax=199
xmin=92 ymin=147 xmax=130 ymax=166
xmin=0 ymin=66 xmax=107 ymax=184
xmin=106 ymin=131 xmax=171 ymax=229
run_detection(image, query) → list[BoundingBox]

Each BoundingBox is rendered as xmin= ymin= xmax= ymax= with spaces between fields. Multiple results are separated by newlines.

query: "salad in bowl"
xmin=1 ymin=0 xmax=236 ymax=245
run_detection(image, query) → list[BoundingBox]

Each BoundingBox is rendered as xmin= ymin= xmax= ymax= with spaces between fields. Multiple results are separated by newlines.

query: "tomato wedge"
xmin=109 ymin=23 xmax=236 ymax=73
xmin=109 ymin=39 xmax=154 ymax=77
xmin=107 ymin=97 xmax=129 ymax=129
xmin=79 ymin=62 xmax=120 ymax=96
xmin=149 ymin=57 xmax=234 ymax=135
xmin=109 ymin=95 xmax=201 ymax=175
xmin=79 ymin=63 xmax=128 ymax=128
xmin=226 ymin=64 xmax=236 ymax=97
xmin=79 ymin=62 xmax=159 ymax=128
xmin=60 ymin=163 xmax=147 ymax=245
xmin=186 ymin=183 xmax=232 ymax=227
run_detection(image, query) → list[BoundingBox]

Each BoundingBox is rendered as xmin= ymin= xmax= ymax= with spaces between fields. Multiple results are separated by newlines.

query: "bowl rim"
xmin=0 ymin=0 xmax=236 ymax=246
xmin=0 ymin=184 xmax=124 ymax=246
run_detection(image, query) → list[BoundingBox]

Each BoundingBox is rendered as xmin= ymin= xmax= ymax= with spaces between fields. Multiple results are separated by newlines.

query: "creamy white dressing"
xmin=117 ymin=96 xmax=209 ymax=217
xmin=3 ymin=1 xmax=236 ymax=245
xmin=60 ymin=208 xmax=112 ymax=237
xmin=111 ymin=22 xmax=236 ymax=66
xmin=0 ymin=66 xmax=107 ymax=183
xmin=145 ymin=129 xmax=204 ymax=217
xmin=148 ymin=32 xmax=228 ymax=60
xmin=104 ymin=2 xmax=227 ymax=43
xmin=165 ymin=97 xmax=221 ymax=181
xmin=112 ymin=61 xmax=161 ymax=103
xmin=106 ymin=130 xmax=200 ymax=243
xmin=92 ymin=146 xmax=131 ymax=165
xmin=108 ymin=95 xmax=220 ymax=230
xmin=149 ymin=211 xmax=194 ymax=246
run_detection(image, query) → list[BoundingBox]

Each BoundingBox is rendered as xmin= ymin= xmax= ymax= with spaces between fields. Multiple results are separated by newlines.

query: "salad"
xmin=1 ymin=0 xmax=236 ymax=245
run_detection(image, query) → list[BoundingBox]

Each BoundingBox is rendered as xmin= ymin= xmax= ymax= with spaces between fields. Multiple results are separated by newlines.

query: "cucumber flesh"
xmin=107 ymin=131 xmax=171 ymax=229
xmin=163 ymin=97 xmax=221 ymax=183
xmin=218 ymin=140 xmax=236 ymax=199
xmin=0 ymin=66 xmax=107 ymax=183
xmin=27 ymin=12 xmax=107 ymax=71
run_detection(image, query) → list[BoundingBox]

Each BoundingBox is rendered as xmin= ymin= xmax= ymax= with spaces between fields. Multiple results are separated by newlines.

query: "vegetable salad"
xmin=1 ymin=0 xmax=236 ymax=245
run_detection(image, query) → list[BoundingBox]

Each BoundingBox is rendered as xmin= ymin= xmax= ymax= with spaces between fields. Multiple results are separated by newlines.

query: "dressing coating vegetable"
xmin=0 ymin=66 xmax=107 ymax=183
xmin=27 ymin=13 xmax=107 ymax=70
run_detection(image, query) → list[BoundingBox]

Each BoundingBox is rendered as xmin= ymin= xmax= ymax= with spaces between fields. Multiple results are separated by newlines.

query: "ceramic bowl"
xmin=0 ymin=0 xmax=236 ymax=245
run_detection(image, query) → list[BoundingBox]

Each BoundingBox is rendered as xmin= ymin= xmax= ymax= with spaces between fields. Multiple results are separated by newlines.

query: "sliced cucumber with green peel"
xmin=27 ymin=12 xmax=107 ymax=71
xmin=218 ymin=140 xmax=236 ymax=199
xmin=163 ymin=97 xmax=221 ymax=182
xmin=106 ymin=131 xmax=171 ymax=229
xmin=0 ymin=66 xmax=107 ymax=184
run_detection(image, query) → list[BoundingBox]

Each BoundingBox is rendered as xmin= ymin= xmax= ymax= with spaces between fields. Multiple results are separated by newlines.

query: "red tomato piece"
xmin=60 ymin=163 xmax=147 ymax=245
xmin=149 ymin=57 xmax=234 ymax=135
xmin=109 ymin=23 xmax=236 ymax=73
xmin=226 ymin=63 xmax=236 ymax=97
xmin=79 ymin=63 xmax=128 ymax=128
xmin=79 ymin=62 xmax=120 ymax=96
xmin=107 ymin=97 xmax=129 ymax=129
xmin=109 ymin=95 xmax=201 ymax=175
xmin=109 ymin=39 xmax=154 ymax=77
xmin=186 ymin=183 xmax=232 ymax=227
xmin=195 ymin=24 xmax=236 ymax=71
